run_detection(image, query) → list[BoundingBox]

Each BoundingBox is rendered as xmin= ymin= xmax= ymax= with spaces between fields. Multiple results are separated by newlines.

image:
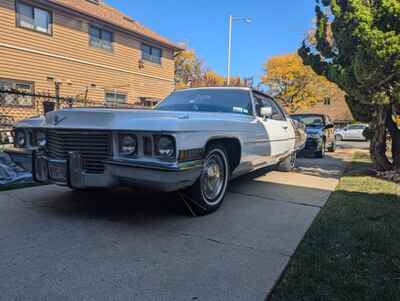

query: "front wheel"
xmin=277 ymin=151 xmax=297 ymax=172
xmin=184 ymin=143 xmax=230 ymax=216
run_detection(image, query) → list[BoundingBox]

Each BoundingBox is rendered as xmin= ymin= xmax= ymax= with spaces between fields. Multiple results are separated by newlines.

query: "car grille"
xmin=47 ymin=129 xmax=112 ymax=174
xmin=305 ymin=138 xmax=321 ymax=149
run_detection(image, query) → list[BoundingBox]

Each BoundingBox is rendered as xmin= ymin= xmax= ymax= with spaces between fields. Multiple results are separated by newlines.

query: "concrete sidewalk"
xmin=0 ymin=152 xmax=350 ymax=301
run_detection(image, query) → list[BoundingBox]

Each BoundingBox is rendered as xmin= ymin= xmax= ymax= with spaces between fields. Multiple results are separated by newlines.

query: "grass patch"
xmin=269 ymin=152 xmax=400 ymax=301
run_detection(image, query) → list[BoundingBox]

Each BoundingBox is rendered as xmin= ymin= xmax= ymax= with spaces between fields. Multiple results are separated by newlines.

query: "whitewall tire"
xmin=185 ymin=143 xmax=230 ymax=216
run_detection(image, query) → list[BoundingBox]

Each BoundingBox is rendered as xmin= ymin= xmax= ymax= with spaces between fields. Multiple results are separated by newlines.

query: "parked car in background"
xmin=11 ymin=88 xmax=306 ymax=216
xmin=291 ymin=114 xmax=336 ymax=158
xmin=335 ymin=124 xmax=368 ymax=141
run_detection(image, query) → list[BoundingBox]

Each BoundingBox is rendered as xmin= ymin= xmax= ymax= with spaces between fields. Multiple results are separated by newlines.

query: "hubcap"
xmin=200 ymin=151 xmax=226 ymax=205
xmin=290 ymin=152 xmax=297 ymax=169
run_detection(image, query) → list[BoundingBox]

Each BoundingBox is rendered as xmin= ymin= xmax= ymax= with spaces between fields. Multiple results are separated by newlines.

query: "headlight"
xmin=155 ymin=136 xmax=175 ymax=158
xmin=120 ymin=135 xmax=137 ymax=155
xmin=35 ymin=131 xmax=47 ymax=147
xmin=15 ymin=130 xmax=26 ymax=147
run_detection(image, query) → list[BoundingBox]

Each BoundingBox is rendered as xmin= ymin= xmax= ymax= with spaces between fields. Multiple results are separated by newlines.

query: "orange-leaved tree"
xmin=175 ymin=49 xmax=204 ymax=90
xmin=175 ymin=50 xmax=253 ymax=89
xmin=262 ymin=53 xmax=341 ymax=113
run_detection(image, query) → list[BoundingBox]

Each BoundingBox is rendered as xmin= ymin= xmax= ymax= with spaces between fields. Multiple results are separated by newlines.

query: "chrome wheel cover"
xmin=290 ymin=152 xmax=297 ymax=169
xmin=200 ymin=150 xmax=228 ymax=206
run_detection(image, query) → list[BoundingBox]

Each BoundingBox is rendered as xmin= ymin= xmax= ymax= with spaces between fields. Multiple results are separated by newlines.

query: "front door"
xmin=345 ymin=125 xmax=360 ymax=140
xmin=253 ymin=94 xmax=292 ymax=162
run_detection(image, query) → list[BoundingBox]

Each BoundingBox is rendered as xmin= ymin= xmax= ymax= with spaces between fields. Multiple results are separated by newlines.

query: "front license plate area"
xmin=48 ymin=161 xmax=67 ymax=182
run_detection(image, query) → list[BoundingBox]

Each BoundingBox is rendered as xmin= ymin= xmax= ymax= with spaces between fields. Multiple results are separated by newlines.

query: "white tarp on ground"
xmin=0 ymin=152 xmax=32 ymax=186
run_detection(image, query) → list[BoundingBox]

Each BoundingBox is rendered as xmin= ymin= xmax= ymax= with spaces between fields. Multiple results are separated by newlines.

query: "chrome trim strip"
xmin=244 ymin=137 xmax=296 ymax=145
xmin=104 ymin=159 xmax=203 ymax=172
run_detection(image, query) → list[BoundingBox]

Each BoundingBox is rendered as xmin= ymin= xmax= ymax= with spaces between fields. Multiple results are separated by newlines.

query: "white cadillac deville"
xmin=12 ymin=87 xmax=306 ymax=215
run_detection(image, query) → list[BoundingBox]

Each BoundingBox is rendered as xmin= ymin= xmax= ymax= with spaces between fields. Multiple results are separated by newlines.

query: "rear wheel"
xmin=184 ymin=143 xmax=230 ymax=216
xmin=277 ymin=151 xmax=297 ymax=172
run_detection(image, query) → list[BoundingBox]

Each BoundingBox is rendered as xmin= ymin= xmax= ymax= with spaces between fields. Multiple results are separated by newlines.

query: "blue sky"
xmin=107 ymin=0 xmax=316 ymax=83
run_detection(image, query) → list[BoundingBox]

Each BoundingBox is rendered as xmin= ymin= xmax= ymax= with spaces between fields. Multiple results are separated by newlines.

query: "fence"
xmin=0 ymin=89 xmax=145 ymax=145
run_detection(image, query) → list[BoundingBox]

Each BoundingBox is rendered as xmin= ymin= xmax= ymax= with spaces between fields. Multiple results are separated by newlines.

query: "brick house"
xmin=0 ymin=0 xmax=183 ymax=123
xmin=295 ymin=90 xmax=354 ymax=127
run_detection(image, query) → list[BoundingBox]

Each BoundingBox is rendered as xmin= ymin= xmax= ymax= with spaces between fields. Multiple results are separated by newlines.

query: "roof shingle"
xmin=47 ymin=0 xmax=183 ymax=50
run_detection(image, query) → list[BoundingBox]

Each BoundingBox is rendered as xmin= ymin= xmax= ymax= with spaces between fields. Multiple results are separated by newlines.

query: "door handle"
xmin=282 ymin=126 xmax=288 ymax=130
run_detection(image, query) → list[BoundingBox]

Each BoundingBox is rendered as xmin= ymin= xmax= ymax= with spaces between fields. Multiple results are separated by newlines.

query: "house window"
xmin=139 ymin=97 xmax=161 ymax=107
xmin=105 ymin=92 xmax=127 ymax=105
xmin=16 ymin=2 xmax=52 ymax=34
xmin=324 ymin=97 xmax=331 ymax=105
xmin=89 ymin=25 xmax=113 ymax=52
xmin=141 ymin=44 xmax=162 ymax=64
xmin=0 ymin=79 xmax=34 ymax=106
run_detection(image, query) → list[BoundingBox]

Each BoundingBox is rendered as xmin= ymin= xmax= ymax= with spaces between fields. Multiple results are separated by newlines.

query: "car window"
xmin=157 ymin=89 xmax=253 ymax=115
xmin=254 ymin=94 xmax=285 ymax=121
xmin=291 ymin=115 xmax=325 ymax=126
xmin=348 ymin=125 xmax=364 ymax=130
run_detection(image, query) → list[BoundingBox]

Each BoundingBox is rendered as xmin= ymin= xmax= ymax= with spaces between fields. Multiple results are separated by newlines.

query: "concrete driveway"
xmin=0 ymin=151 xmax=351 ymax=301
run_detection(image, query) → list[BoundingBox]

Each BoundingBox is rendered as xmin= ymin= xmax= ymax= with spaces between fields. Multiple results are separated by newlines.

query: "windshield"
xmin=292 ymin=115 xmax=325 ymax=127
xmin=156 ymin=89 xmax=253 ymax=115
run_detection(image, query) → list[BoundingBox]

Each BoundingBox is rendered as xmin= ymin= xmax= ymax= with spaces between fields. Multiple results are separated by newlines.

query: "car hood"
xmin=16 ymin=108 xmax=254 ymax=132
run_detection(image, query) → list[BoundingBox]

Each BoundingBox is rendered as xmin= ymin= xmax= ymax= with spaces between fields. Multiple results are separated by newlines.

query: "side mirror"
xmin=260 ymin=107 xmax=273 ymax=119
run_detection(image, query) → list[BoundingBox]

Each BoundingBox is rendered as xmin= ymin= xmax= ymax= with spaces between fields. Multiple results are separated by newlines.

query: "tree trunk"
xmin=387 ymin=105 xmax=400 ymax=171
xmin=370 ymin=106 xmax=393 ymax=171
xmin=391 ymin=131 xmax=400 ymax=170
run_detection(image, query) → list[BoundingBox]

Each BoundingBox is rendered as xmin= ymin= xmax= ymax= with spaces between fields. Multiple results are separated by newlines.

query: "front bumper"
xmin=32 ymin=151 xmax=203 ymax=192
xmin=300 ymin=138 xmax=324 ymax=153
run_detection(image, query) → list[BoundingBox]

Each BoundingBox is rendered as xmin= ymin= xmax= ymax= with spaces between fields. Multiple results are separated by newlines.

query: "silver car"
xmin=12 ymin=87 xmax=306 ymax=215
xmin=335 ymin=124 xmax=368 ymax=141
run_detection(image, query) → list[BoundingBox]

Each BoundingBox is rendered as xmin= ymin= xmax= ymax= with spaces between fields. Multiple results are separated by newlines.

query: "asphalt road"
xmin=0 ymin=150 xmax=352 ymax=301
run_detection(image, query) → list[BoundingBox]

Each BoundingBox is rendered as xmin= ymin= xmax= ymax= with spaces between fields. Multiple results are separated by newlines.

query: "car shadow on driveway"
xmin=2 ymin=180 xmax=330 ymax=256
xmin=41 ymin=187 xmax=190 ymax=221
xmin=5 ymin=153 xmax=348 ymax=224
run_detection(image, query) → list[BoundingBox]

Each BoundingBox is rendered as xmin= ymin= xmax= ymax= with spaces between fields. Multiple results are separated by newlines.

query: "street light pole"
xmin=227 ymin=15 xmax=233 ymax=86
xmin=226 ymin=15 xmax=251 ymax=86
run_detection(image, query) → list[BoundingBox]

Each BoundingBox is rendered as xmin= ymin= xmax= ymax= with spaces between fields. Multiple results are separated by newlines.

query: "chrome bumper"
xmin=32 ymin=151 xmax=203 ymax=192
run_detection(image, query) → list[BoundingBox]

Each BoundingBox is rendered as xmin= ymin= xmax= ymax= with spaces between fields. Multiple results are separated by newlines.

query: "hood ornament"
xmin=53 ymin=115 xmax=67 ymax=126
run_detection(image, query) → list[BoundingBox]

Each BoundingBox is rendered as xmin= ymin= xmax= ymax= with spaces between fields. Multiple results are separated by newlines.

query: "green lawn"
xmin=269 ymin=153 xmax=400 ymax=301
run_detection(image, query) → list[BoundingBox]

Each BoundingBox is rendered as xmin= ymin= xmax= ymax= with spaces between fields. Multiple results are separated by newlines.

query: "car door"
xmin=345 ymin=125 xmax=359 ymax=139
xmin=253 ymin=93 xmax=292 ymax=161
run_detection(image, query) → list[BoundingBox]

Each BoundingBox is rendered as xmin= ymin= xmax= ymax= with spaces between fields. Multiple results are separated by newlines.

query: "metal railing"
xmin=0 ymin=89 xmax=147 ymax=145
